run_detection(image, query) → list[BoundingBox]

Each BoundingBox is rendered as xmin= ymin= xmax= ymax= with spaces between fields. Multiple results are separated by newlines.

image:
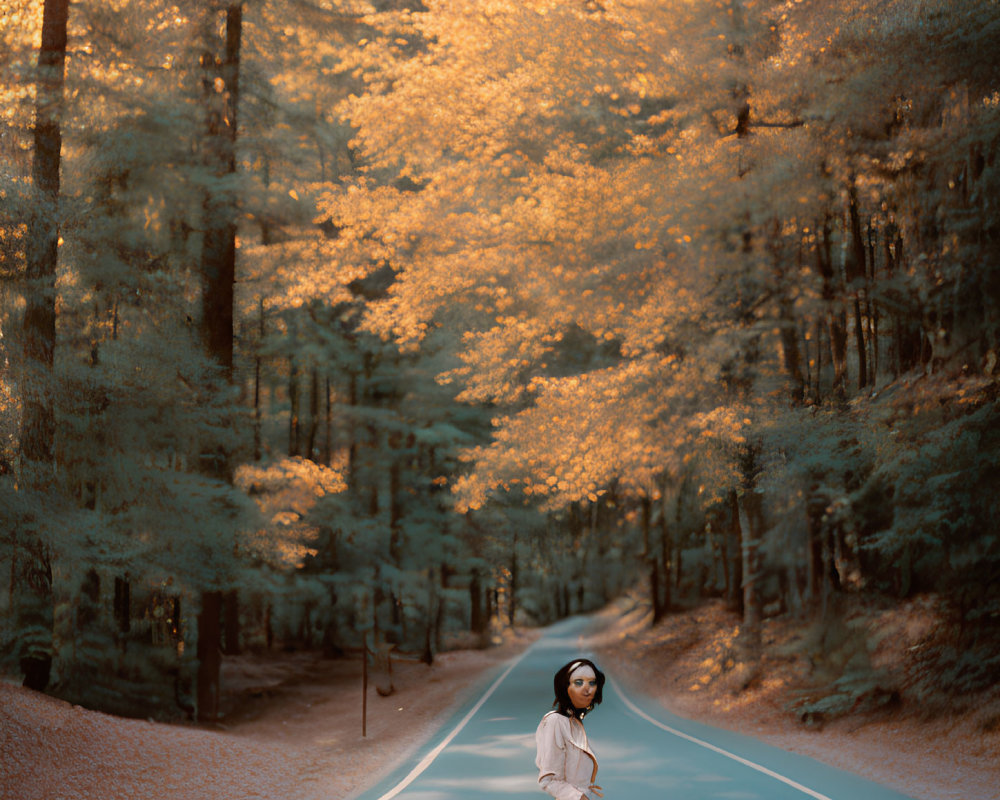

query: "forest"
xmin=1 ymin=0 xmax=998 ymax=726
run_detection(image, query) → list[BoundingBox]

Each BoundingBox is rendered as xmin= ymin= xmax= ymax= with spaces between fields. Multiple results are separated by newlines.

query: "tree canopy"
xmin=2 ymin=0 xmax=998 ymax=720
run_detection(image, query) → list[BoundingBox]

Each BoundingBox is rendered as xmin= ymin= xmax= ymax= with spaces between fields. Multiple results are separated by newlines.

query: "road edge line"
xmin=373 ymin=642 xmax=537 ymax=800
xmin=610 ymin=677 xmax=834 ymax=800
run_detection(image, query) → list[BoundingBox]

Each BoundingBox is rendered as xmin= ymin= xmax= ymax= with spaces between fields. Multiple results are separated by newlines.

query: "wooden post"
xmin=362 ymin=632 xmax=368 ymax=737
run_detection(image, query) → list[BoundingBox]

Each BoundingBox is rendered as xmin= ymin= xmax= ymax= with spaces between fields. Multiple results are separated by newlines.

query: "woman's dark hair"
xmin=552 ymin=658 xmax=605 ymax=719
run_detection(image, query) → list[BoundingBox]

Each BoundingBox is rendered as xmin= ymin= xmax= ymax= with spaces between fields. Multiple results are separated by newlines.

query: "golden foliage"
xmin=234 ymin=457 xmax=347 ymax=568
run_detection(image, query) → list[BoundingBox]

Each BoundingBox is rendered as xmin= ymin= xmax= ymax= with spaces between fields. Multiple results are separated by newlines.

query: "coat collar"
xmin=544 ymin=710 xmax=596 ymax=760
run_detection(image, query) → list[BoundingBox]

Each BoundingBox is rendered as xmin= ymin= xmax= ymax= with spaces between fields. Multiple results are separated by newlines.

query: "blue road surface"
xmin=356 ymin=617 xmax=918 ymax=800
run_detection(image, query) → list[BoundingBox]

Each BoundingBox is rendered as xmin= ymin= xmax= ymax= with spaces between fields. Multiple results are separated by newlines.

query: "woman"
xmin=534 ymin=658 xmax=606 ymax=800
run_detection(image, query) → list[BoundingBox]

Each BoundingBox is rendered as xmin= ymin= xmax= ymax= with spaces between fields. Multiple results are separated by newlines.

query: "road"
xmin=356 ymin=616 xmax=917 ymax=800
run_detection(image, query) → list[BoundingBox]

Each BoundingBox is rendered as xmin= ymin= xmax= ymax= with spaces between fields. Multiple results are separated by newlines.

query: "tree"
xmin=13 ymin=0 xmax=70 ymax=693
xmin=193 ymin=0 xmax=243 ymax=723
xmin=4 ymin=0 xmax=272 ymax=716
xmin=3 ymin=0 xmax=998 ymax=722
xmin=333 ymin=0 xmax=1000 ymax=692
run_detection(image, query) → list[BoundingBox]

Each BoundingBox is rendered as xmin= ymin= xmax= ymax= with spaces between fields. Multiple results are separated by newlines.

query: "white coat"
xmin=534 ymin=710 xmax=599 ymax=800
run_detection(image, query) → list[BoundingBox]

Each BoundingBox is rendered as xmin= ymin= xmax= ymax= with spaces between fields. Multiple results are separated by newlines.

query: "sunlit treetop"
xmin=452 ymin=343 xmax=755 ymax=511
xmin=342 ymin=0 xmax=689 ymax=170
xmin=312 ymin=0 xmax=805 ymax=511
xmin=0 ymin=0 xmax=44 ymax=127
xmin=326 ymin=0 xmax=795 ymax=346
xmin=235 ymin=456 xmax=348 ymax=568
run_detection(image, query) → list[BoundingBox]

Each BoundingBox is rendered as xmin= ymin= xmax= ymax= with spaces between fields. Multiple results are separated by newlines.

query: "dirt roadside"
xmin=0 ymin=631 xmax=538 ymax=800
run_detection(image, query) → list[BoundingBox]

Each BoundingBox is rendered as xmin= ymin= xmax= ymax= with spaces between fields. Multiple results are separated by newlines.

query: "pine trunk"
xmin=772 ymin=227 xmax=806 ymax=404
xmin=469 ymin=568 xmax=487 ymax=640
xmin=642 ymin=495 xmax=665 ymax=623
xmin=658 ymin=490 xmax=673 ymax=616
xmin=195 ymin=2 xmax=242 ymax=723
xmin=816 ymin=219 xmax=848 ymax=397
xmin=737 ymin=446 xmax=763 ymax=650
xmin=727 ymin=489 xmax=743 ymax=613
xmin=324 ymin=376 xmax=333 ymax=465
xmin=306 ymin=369 xmax=320 ymax=460
xmin=198 ymin=3 xmax=241 ymax=369
xmin=196 ymin=591 xmax=223 ymax=720
xmin=253 ymin=298 xmax=263 ymax=461
xmin=288 ymin=355 xmax=300 ymax=456
xmin=847 ymin=176 xmax=870 ymax=390
xmin=507 ymin=533 xmax=518 ymax=627
xmin=16 ymin=0 xmax=70 ymax=693
xmin=113 ymin=576 xmax=131 ymax=635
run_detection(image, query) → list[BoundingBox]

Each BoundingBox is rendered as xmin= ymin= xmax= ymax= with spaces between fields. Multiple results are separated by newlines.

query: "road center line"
xmin=373 ymin=643 xmax=536 ymax=800
xmin=610 ymin=678 xmax=834 ymax=800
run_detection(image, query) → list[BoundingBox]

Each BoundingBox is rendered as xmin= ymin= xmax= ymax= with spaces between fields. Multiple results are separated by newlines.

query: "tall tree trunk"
xmin=198 ymin=3 xmax=241 ymax=370
xmin=772 ymin=228 xmax=806 ymax=404
xmin=727 ymin=489 xmax=743 ymax=613
xmin=718 ymin=517 xmax=731 ymax=604
xmin=23 ymin=0 xmax=68 ymax=462
xmin=16 ymin=0 xmax=70 ymax=693
xmin=853 ymin=296 xmax=867 ymax=390
xmin=737 ymin=443 xmax=763 ymax=652
xmin=469 ymin=567 xmax=487 ymax=642
xmin=883 ymin=224 xmax=923 ymax=374
xmin=389 ymin=447 xmax=402 ymax=563
xmin=866 ymin=221 xmax=879 ymax=384
xmin=196 ymin=590 xmax=223 ymax=720
xmin=253 ymin=298 xmax=263 ymax=461
xmin=288 ymin=353 xmax=301 ymax=456
xmin=815 ymin=218 xmax=848 ymax=398
xmin=810 ymin=319 xmax=823 ymax=403
xmin=642 ymin=495 xmax=665 ymax=624
xmin=421 ymin=566 xmax=441 ymax=665
xmin=805 ymin=489 xmax=826 ymax=610
xmin=324 ymin=376 xmax=333 ymax=465
xmin=436 ymin=562 xmax=450 ymax=654
xmin=387 ymin=436 xmax=403 ymax=636
xmin=779 ymin=300 xmax=806 ymax=404
xmin=847 ymin=175 xmax=870 ymax=390
xmin=196 ymin=2 xmax=242 ymax=723
xmin=305 ymin=368 xmax=320 ymax=459
xmin=347 ymin=372 xmax=359 ymax=490
xmin=507 ymin=532 xmax=518 ymax=628
xmin=658 ymin=486 xmax=673 ymax=616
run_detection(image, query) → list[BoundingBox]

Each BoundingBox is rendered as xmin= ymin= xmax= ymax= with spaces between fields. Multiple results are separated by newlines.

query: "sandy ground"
xmin=0 ymin=633 xmax=538 ymax=800
xmin=2 ymin=601 xmax=998 ymax=800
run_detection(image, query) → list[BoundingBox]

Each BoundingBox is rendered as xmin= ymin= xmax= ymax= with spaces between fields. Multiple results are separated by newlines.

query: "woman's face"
xmin=567 ymin=665 xmax=597 ymax=710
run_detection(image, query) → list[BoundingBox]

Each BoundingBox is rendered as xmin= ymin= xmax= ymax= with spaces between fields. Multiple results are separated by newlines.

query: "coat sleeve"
xmin=535 ymin=715 xmax=585 ymax=800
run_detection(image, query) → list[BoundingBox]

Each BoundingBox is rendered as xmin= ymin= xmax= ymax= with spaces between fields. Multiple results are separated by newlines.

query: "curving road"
xmin=356 ymin=617 xmax=917 ymax=800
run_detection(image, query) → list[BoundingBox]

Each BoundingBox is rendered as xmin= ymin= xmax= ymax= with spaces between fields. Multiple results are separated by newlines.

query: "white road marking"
xmin=368 ymin=629 xmax=835 ymax=800
xmin=373 ymin=644 xmax=536 ymax=800
xmin=609 ymin=678 xmax=834 ymax=800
